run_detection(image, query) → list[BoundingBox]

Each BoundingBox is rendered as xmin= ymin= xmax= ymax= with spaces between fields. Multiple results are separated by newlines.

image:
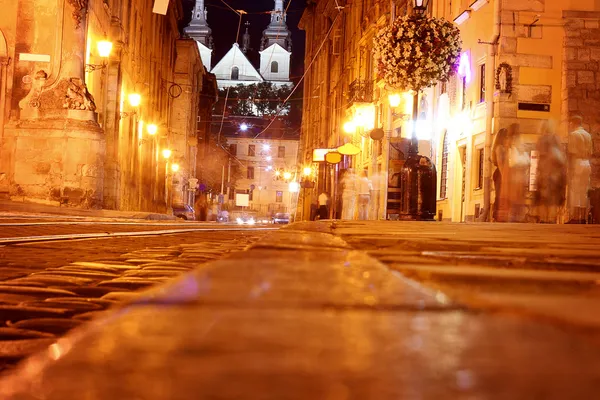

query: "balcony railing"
xmin=348 ymin=79 xmax=373 ymax=103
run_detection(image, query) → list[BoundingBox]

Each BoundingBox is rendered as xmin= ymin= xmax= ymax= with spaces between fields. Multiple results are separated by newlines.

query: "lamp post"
xmin=398 ymin=0 xmax=437 ymax=221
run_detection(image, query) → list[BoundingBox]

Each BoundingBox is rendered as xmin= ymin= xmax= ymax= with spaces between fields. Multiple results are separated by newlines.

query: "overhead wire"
xmin=254 ymin=8 xmax=342 ymax=139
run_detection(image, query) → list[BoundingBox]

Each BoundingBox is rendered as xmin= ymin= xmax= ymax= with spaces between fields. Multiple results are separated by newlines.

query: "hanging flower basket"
xmin=374 ymin=14 xmax=462 ymax=92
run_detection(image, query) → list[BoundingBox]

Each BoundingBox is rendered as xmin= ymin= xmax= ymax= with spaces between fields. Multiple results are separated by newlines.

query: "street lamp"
xmin=413 ymin=0 xmax=429 ymax=15
xmin=397 ymin=0 xmax=437 ymax=221
xmin=388 ymin=93 xmax=401 ymax=108
xmin=162 ymin=149 xmax=172 ymax=159
xmin=85 ymin=40 xmax=113 ymax=72
xmin=147 ymin=124 xmax=158 ymax=135
xmin=171 ymin=163 xmax=180 ymax=172
xmin=128 ymin=93 xmax=142 ymax=107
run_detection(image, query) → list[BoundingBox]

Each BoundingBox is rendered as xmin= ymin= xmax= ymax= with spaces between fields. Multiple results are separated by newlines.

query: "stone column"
xmin=4 ymin=0 xmax=105 ymax=207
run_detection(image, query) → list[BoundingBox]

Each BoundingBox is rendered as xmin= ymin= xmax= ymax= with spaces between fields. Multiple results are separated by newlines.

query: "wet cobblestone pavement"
xmin=0 ymin=225 xmax=266 ymax=373
xmin=2 ymin=220 xmax=600 ymax=399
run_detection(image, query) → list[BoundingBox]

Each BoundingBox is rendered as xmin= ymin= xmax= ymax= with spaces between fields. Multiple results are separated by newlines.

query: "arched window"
xmin=440 ymin=130 xmax=449 ymax=199
xmin=270 ymin=61 xmax=279 ymax=73
xmin=231 ymin=66 xmax=239 ymax=80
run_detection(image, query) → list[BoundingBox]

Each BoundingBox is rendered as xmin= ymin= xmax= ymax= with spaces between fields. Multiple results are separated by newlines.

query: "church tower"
xmin=261 ymin=0 xmax=292 ymax=52
xmin=184 ymin=0 xmax=213 ymax=69
xmin=259 ymin=0 xmax=292 ymax=85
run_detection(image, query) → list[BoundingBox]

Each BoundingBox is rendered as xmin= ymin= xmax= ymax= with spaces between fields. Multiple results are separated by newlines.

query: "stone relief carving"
xmin=66 ymin=0 xmax=89 ymax=28
xmin=64 ymin=78 xmax=97 ymax=111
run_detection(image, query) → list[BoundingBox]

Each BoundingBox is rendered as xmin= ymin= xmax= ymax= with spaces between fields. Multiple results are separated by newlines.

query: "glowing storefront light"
xmin=388 ymin=93 xmax=401 ymax=108
xmin=343 ymin=121 xmax=356 ymax=134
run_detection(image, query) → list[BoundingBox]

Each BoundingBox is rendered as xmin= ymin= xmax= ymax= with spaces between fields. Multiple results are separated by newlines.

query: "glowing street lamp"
xmin=289 ymin=181 xmax=300 ymax=193
xmin=162 ymin=149 xmax=172 ymax=159
xmin=303 ymin=167 xmax=313 ymax=176
xmin=262 ymin=144 xmax=271 ymax=151
xmin=275 ymin=170 xmax=281 ymax=177
xmin=97 ymin=40 xmax=113 ymax=58
xmin=266 ymin=156 xmax=272 ymax=161
xmin=240 ymin=123 xmax=248 ymax=131
xmin=147 ymin=124 xmax=158 ymax=135
xmin=171 ymin=163 xmax=180 ymax=172
xmin=413 ymin=0 xmax=429 ymax=14
xmin=283 ymin=171 xmax=292 ymax=180
xmin=128 ymin=93 xmax=142 ymax=107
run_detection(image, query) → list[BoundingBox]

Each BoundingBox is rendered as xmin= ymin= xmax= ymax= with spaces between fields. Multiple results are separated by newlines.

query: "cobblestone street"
xmin=0 ymin=217 xmax=269 ymax=372
xmin=1 ymin=218 xmax=600 ymax=399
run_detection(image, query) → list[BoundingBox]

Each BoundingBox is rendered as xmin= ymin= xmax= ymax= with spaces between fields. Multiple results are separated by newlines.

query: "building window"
xmin=271 ymin=61 xmax=278 ymax=73
xmin=228 ymin=188 xmax=235 ymax=200
xmin=248 ymin=144 xmax=255 ymax=156
xmin=249 ymin=189 xmax=253 ymax=201
xmin=276 ymin=191 xmax=283 ymax=202
xmin=478 ymin=64 xmax=486 ymax=103
xmin=277 ymin=145 xmax=285 ymax=158
xmin=231 ymin=66 xmax=239 ymax=80
xmin=440 ymin=131 xmax=449 ymax=199
xmin=476 ymin=148 xmax=484 ymax=189
xmin=230 ymin=144 xmax=237 ymax=155
xmin=247 ymin=166 xmax=254 ymax=179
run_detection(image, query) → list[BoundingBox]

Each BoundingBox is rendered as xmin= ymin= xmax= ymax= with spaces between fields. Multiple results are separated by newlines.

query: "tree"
xmin=214 ymin=82 xmax=292 ymax=117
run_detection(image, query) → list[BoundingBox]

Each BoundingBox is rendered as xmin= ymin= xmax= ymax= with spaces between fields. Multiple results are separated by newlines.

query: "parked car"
xmin=172 ymin=204 xmax=195 ymax=220
xmin=272 ymin=212 xmax=291 ymax=224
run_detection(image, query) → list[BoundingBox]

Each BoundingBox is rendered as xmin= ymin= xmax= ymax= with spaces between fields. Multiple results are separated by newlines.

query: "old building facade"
xmin=300 ymin=0 xmax=600 ymax=222
xmin=0 ymin=0 xmax=216 ymax=212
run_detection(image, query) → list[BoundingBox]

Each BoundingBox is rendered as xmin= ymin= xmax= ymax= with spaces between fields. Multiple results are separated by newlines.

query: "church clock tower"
xmin=184 ymin=0 xmax=213 ymax=69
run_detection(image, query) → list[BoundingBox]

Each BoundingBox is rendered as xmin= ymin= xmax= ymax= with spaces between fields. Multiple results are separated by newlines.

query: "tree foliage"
xmin=214 ymin=82 xmax=292 ymax=117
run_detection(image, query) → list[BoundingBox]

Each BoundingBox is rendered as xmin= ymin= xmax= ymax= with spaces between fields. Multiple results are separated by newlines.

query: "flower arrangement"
xmin=374 ymin=15 xmax=462 ymax=92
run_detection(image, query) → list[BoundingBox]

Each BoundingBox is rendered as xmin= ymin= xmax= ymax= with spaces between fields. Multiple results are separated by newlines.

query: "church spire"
xmin=184 ymin=0 xmax=213 ymax=49
xmin=261 ymin=0 xmax=292 ymax=51
xmin=242 ymin=22 xmax=251 ymax=54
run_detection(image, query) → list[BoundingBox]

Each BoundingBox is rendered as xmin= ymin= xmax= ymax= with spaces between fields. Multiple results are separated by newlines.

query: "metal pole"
xmin=411 ymin=92 xmax=419 ymax=156
xmin=220 ymin=164 xmax=225 ymax=194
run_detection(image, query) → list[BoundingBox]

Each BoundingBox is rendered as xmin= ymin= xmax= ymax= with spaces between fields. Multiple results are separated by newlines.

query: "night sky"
xmin=180 ymin=0 xmax=307 ymax=78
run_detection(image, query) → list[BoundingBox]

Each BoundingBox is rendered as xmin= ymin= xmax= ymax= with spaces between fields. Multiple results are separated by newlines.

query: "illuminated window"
xmin=440 ymin=131 xmax=449 ymax=199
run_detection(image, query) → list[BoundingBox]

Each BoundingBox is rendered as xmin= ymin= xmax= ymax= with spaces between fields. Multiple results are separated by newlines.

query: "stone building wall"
xmin=562 ymin=10 xmax=600 ymax=187
xmin=0 ymin=0 xmax=212 ymax=211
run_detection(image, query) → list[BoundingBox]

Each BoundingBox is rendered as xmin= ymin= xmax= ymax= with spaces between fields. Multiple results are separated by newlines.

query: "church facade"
xmin=185 ymin=0 xmax=300 ymax=220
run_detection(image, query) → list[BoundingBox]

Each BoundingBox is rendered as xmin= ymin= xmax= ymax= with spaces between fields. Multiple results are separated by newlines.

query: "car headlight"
xmin=236 ymin=217 xmax=243 ymax=225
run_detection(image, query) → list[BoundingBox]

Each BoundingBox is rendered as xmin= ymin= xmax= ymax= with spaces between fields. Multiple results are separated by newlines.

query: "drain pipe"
xmin=480 ymin=0 xmax=502 ymax=222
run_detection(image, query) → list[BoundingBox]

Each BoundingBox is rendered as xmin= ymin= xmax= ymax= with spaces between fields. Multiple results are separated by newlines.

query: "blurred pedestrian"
xmin=534 ymin=120 xmax=566 ymax=223
xmin=341 ymin=168 xmax=358 ymax=220
xmin=317 ymin=191 xmax=330 ymax=220
xmin=491 ymin=128 xmax=510 ymax=222
xmin=507 ymin=123 xmax=530 ymax=222
xmin=567 ymin=115 xmax=592 ymax=224
xmin=357 ymin=170 xmax=373 ymax=220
